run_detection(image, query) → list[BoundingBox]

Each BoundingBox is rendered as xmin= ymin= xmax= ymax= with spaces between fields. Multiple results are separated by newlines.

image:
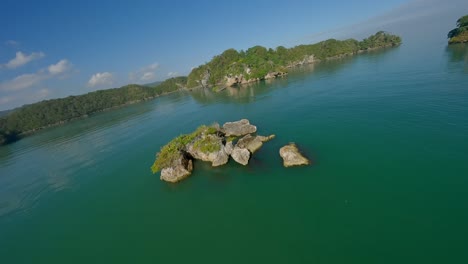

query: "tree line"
xmin=0 ymin=77 xmax=187 ymax=145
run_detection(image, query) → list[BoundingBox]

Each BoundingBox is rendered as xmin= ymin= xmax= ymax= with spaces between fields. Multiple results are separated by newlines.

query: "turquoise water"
xmin=1 ymin=39 xmax=468 ymax=262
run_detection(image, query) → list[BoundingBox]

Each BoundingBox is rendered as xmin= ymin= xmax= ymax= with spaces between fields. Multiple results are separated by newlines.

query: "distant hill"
xmin=0 ymin=76 xmax=187 ymax=145
xmin=144 ymin=81 xmax=163 ymax=87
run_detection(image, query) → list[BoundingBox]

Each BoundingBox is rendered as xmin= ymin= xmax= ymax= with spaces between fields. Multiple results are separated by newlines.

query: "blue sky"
xmin=0 ymin=0 xmax=466 ymax=110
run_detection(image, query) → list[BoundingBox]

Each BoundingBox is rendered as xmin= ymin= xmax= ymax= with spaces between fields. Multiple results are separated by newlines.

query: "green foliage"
xmin=448 ymin=15 xmax=468 ymax=43
xmin=193 ymin=136 xmax=221 ymax=153
xmin=151 ymin=124 xmax=218 ymax=173
xmin=0 ymin=77 xmax=187 ymax=145
xmin=186 ymin=32 xmax=401 ymax=87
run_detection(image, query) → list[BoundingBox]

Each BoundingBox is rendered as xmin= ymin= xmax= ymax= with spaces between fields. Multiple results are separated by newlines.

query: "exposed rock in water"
xmin=223 ymin=119 xmax=257 ymax=137
xmin=186 ymin=134 xmax=228 ymax=167
xmin=225 ymin=141 xmax=234 ymax=155
xmin=279 ymin=143 xmax=310 ymax=167
xmin=236 ymin=134 xmax=263 ymax=153
xmin=152 ymin=119 xmax=289 ymax=183
xmin=231 ymin=146 xmax=251 ymax=165
xmin=160 ymin=153 xmax=194 ymax=183
xmin=257 ymin=134 xmax=276 ymax=142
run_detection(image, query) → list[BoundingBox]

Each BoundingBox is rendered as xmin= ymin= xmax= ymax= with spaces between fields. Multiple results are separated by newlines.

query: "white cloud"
xmin=0 ymin=73 xmax=47 ymax=91
xmin=129 ymin=62 xmax=159 ymax=82
xmin=167 ymin=72 xmax=179 ymax=77
xmin=4 ymin=51 xmax=45 ymax=69
xmin=48 ymin=59 xmax=71 ymax=75
xmin=88 ymin=72 xmax=113 ymax=87
xmin=0 ymin=59 xmax=72 ymax=91
xmin=141 ymin=72 xmax=155 ymax=81
xmin=5 ymin=40 xmax=19 ymax=47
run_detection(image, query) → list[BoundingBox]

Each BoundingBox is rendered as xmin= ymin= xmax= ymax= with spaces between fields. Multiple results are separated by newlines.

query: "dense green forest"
xmin=187 ymin=31 xmax=401 ymax=87
xmin=0 ymin=76 xmax=187 ymax=145
xmin=448 ymin=15 xmax=468 ymax=44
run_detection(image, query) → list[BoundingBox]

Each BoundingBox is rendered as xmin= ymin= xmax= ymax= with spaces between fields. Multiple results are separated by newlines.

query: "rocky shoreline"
xmin=151 ymin=119 xmax=310 ymax=183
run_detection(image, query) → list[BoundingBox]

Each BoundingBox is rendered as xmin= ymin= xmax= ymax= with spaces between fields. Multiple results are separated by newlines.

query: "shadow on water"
xmin=446 ymin=44 xmax=468 ymax=72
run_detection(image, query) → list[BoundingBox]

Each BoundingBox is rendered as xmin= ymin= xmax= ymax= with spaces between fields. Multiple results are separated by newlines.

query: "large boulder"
xmin=160 ymin=153 xmax=194 ymax=183
xmin=231 ymin=146 xmax=251 ymax=165
xmin=279 ymin=143 xmax=310 ymax=167
xmin=187 ymin=134 xmax=229 ymax=167
xmin=236 ymin=134 xmax=263 ymax=153
xmin=223 ymin=119 xmax=257 ymax=137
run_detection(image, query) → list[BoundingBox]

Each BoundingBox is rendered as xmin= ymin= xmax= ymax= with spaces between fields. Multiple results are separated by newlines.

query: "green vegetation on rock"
xmin=448 ymin=15 xmax=468 ymax=44
xmin=0 ymin=77 xmax=187 ymax=145
xmin=193 ymin=135 xmax=221 ymax=153
xmin=151 ymin=125 xmax=218 ymax=173
xmin=187 ymin=31 xmax=401 ymax=87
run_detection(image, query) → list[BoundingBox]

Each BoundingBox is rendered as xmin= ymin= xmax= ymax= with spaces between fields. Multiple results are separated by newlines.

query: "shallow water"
xmin=1 ymin=39 xmax=467 ymax=263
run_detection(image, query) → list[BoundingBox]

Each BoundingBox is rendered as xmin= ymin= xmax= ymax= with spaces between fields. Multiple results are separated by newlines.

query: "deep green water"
xmin=1 ymin=39 xmax=468 ymax=263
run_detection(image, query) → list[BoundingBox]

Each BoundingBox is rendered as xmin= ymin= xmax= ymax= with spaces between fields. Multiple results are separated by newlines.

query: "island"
xmin=187 ymin=31 xmax=401 ymax=89
xmin=448 ymin=15 xmax=468 ymax=44
xmin=151 ymin=119 xmax=310 ymax=183
xmin=0 ymin=31 xmax=401 ymax=146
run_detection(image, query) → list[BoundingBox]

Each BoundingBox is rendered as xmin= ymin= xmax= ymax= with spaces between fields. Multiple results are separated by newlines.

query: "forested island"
xmin=0 ymin=31 xmax=401 ymax=145
xmin=187 ymin=31 xmax=401 ymax=88
xmin=448 ymin=15 xmax=468 ymax=44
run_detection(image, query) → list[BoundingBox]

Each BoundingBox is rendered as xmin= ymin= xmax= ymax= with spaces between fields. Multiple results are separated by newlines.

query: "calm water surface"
xmin=0 ymin=39 xmax=467 ymax=263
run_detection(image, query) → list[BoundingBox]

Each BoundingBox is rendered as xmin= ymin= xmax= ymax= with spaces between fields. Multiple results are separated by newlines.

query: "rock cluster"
xmin=156 ymin=119 xmax=275 ymax=183
xmin=154 ymin=119 xmax=311 ymax=183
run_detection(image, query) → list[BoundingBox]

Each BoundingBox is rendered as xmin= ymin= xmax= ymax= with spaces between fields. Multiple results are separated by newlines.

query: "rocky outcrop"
xmin=186 ymin=134 xmax=228 ymax=167
xmin=154 ymin=119 xmax=282 ymax=183
xmin=160 ymin=153 xmax=194 ymax=183
xmin=200 ymin=69 xmax=211 ymax=88
xmin=237 ymin=134 xmax=263 ymax=153
xmin=264 ymin=71 xmax=287 ymax=79
xmin=223 ymin=119 xmax=257 ymax=137
xmin=279 ymin=143 xmax=310 ymax=167
xmin=231 ymin=146 xmax=251 ymax=165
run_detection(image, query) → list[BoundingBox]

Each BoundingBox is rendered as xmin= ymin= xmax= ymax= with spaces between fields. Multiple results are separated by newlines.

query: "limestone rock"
xmin=225 ymin=141 xmax=234 ymax=155
xmin=231 ymin=146 xmax=250 ymax=165
xmin=279 ymin=143 xmax=310 ymax=167
xmin=186 ymin=134 xmax=228 ymax=167
xmin=160 ymin=154 xmax=193 ymax=183
xmin=223 ymin=119 xmax=257 ymax=137
xmin=236 ymin=134 xmax=263 ymax=153
xmin=257 ymin=134 xmax=276 ymax=142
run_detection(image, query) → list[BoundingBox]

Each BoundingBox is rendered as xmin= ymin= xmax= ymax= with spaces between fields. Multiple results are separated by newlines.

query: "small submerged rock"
xmin=279 ymin=143 xmax=310 ymax=167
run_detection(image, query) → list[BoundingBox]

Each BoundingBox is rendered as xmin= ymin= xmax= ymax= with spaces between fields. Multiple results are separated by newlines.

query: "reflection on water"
xmin=446 ymin=44 xmax=468 ymax=72
xmin=0 ymin=91 xmax=192 ymax=217
xmin=189 ymin=55 xmax=361 ymax=105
